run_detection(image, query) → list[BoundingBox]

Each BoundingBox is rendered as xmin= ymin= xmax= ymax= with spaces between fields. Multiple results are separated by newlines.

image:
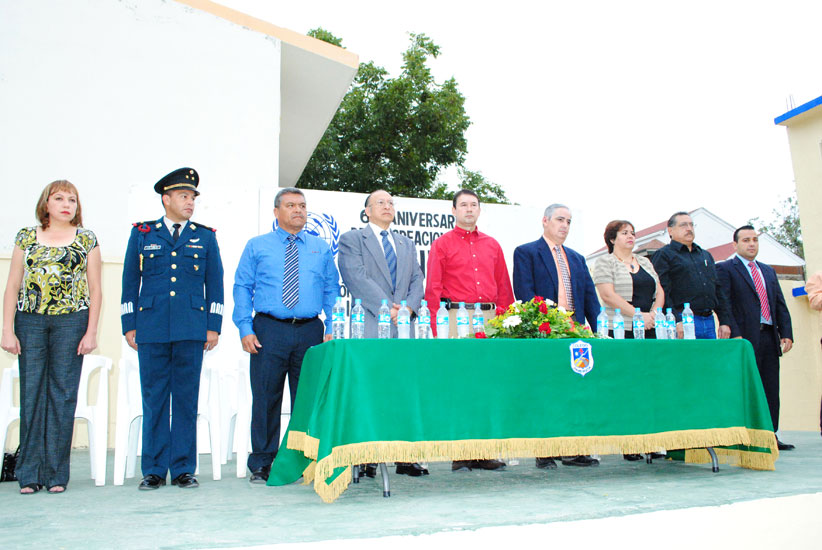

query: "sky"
xmin=219 ymin=0 xmax=822 ymax=253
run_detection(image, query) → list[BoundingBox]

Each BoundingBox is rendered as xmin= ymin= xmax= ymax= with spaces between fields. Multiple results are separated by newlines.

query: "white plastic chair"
xmin=217 ymin=358 xmax=239 ymax=465
xmin=231 ymin=357 xmax=253 ymax=478
xmin=0 ymin=362 xmax=20 ymax=454
xmin=1 ymin=356 xmax=111 ymax=485
xmin=196 ymin=353 xmax=222 ymax=480
xmin=113 ymin=341 xmax=222 ymax=484
xmin=112 ymin=350 xmax=142 ymax=485
xmin=73 ymin=354 xmax=113 ymax=486
xmin=228 ymin=357 xmax=292 ymax=478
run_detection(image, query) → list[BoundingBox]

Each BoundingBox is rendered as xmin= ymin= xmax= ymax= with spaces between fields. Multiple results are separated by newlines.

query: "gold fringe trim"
xmin=287 ymin=430 xmax=319 ymax=460
xmin=301 ymin=461 xmax=316 ymax=485
xmin=683 ymin=428 xmax=779 ymax=471
xmin=302 ymin=427 xmax=775 ymax=502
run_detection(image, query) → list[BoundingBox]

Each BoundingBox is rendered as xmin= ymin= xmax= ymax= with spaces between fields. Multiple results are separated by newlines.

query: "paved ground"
xmin=1 ymin=431 xmax=820 ymax=549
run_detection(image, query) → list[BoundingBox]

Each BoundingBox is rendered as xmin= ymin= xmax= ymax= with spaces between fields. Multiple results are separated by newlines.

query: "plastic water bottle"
xmin=351 ymin=298 xmax=365 ymax=339
xmin=397 ymin=300 xmax=411 ymax=339
xmin=654 ymin=307 xmax=667 ymax=340
xmin=471 ymin=303 xmax=485 ymax=334
xmin=436 ymin=301 xmax=449 ymax=339
xmin=665 ymin=308 xmax=677 ymax=340
xmin=456 ymin=302 xmax=470 ymax=338
xmin=416 ymin=300 xmax=432 ymax=339
xmin=613 ymin=308 xmax=625 ymax=340
xmin=632 ymin=307 xmax=645 ymax=340
xmin=331 ymin=296 xmax=346 ymax=340
xmin=682 ymin=302 xmax=696 ymax=340
xmin=377 ymin=299 xmax=392 ymax=339
xmin=596 ymin=306 xmax=609 ymax=338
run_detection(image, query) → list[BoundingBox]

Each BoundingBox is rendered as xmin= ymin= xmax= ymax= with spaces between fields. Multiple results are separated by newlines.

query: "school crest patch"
xmin=569 ymin=340 xmax=594 ymax=377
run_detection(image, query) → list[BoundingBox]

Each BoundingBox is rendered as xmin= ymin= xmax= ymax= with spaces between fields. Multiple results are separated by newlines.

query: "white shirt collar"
xmin=163 ymin=217 xmax=188 ymax=236
xmin=369 ymin=222 xmax=396 ymax=251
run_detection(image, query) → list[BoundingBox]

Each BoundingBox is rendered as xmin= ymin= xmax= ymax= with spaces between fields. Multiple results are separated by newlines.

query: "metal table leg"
xmin=352 ymin=464 xmax=360 ymax=483
xmin=379 ymin=463 xmax=390 ymax=497
xmin=706 ymin=447 xmax=719 ymax=472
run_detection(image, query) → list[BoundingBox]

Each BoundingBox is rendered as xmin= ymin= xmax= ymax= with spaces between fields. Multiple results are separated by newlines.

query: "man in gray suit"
xmin=338 ymin=189 xmax=428 ymax=477
xmin=338 ymin=190 xmax=425 ymax=338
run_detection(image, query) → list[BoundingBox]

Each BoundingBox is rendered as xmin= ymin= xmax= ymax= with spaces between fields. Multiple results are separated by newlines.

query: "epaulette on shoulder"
xmin=132 ymin=221 xmax=152 ymax=233
xmin=191 ymin=221 xmax=217 ymax=232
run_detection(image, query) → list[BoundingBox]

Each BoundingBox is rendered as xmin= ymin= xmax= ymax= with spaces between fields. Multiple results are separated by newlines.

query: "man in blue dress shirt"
xmin=233 ymin=187 xmax=339 ymax=483
xmin=121 ymin=167 xmax=224 ymax=490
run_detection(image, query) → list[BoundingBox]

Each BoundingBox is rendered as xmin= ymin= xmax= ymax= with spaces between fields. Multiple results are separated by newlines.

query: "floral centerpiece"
xmin=477 ymin=296 xmax=598 ymax=339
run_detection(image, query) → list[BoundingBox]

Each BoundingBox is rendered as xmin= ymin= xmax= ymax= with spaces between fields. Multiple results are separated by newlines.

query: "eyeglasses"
xmin=372 ymin=199 xmax=394 ymax=208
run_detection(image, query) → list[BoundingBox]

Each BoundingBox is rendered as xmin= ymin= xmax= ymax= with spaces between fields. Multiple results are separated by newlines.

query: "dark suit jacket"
xmin=513 ymin=237 xmax=600 ymax=327
xmin=717 ymin=256 xmax=793 ymax=355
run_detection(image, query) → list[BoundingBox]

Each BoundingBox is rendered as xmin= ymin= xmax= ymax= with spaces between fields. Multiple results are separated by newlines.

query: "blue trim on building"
xmin=775 ymin=95 xmax=822 ymax=125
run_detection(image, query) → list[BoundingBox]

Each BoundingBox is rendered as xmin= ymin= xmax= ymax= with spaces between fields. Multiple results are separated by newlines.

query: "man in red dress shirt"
xmin=424 ymin=188 xmax=515 ymax=472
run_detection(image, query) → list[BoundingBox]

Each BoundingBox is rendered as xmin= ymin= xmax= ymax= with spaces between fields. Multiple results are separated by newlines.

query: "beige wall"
xmin=778 ymin=280 xmax=822 ymax=431
xmin=782 ymin=108 xmax=822 ymax=275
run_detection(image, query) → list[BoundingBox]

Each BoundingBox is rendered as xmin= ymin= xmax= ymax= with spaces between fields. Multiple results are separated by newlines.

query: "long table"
xmin=268 ymin=339 xmax=778 ymax=503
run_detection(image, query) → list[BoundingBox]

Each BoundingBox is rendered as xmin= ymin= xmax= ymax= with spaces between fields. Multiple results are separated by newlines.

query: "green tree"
xmin=299 ymin=30 xmax=471 ymax=199
xmin=429 ymin=168 xmax=512 ymax=204
xmin=749 ymin=193 xmax=804 ymax=259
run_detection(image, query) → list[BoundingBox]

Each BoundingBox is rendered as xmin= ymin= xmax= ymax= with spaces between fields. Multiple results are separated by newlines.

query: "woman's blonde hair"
xmin=35 ymin=180 xmax=83 ymax=229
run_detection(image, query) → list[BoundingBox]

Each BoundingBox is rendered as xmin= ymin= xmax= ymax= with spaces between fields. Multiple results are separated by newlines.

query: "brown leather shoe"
xmin=472 ymin=459 xmax=506 ymax=471
xmin=451 ymin=460 xmax=472 ymax=472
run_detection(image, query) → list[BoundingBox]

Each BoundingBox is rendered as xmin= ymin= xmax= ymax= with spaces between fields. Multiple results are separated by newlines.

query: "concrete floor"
xmin=1 ymin=431 xmax=821 ymax=550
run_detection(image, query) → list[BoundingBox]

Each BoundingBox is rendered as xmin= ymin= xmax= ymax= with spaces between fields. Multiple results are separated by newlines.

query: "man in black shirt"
xmin=652 ymin=212 xmax=731 ymax=339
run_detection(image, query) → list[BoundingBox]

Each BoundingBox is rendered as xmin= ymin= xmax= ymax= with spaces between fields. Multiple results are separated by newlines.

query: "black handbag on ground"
xmin=1 ymin=447 xmax=19 ymax=482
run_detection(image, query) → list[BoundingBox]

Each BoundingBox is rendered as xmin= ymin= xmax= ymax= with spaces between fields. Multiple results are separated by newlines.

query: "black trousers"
xmin=15 ymin=310 xmax=88 ymax=488
xmin=754 ymin=328 xmax=781 ymax=433
xmin=247 ymin=315 xmax=323 ymax=471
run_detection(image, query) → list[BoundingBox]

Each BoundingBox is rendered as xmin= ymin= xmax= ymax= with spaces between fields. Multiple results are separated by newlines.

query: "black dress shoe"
xmin=535 ymin=457 xmax=558 ymax=469
xmin=171 ymin=473 xmax=199 ymax=488
xmin=396 ymin=462 xmax=429 ymax=476
xmin=776 ymin=439 xmax=795 ymax=451
xmin=249 ymin=467 xmax=270 ymax=484
xmin=472 ymin=459 xmax=506 ymax=471
xmin=138 ymin=474 xmax=166 ymax=490
xmin=561 ymin=455 xmax=599 ymax=467
xmin=623 ymin=454 xmax=643 ymax=461
xmin=363 ymin=464 xmax=377 ymax=478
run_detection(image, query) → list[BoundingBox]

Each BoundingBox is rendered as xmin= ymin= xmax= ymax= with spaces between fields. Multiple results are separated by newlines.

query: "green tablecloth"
xmin=269 ymin=339 xmax=777 ymax=502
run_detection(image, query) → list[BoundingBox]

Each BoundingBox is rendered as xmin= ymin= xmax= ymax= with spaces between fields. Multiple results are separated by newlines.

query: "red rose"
xmin=475 ymin=332 xmax=487 ymax=339
xmin=495 ymin=306 xmax=506 ymax=316
xmin=539 ymin=302 xmax=548 ymax=314
xmin=538 ymin=322 xmax=551 ymax=334
xmin=534 ymin=296 xmax=544 ymax=303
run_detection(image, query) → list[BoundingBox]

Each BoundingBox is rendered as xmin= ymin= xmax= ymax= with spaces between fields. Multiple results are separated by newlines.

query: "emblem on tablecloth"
xmin=569 ymin=340 xmax=594 ymax=377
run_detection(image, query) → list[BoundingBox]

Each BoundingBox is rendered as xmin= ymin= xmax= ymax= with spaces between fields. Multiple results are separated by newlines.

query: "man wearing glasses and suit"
xmin=337 ymin=189 xmax=428 ymax=477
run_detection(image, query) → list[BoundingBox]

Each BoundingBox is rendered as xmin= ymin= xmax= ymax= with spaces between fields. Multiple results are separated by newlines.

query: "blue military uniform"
xmin=120 ymin=167 xmax=224 ymax=485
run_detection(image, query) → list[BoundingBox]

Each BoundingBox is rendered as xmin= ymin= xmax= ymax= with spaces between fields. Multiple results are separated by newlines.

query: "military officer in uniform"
xmin=121 ymin=167 xmax=224 ymax=490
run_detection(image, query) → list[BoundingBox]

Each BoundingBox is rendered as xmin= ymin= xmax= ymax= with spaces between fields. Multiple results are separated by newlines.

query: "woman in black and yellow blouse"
xmin=1 ymin=180 xmax=101 ymax=494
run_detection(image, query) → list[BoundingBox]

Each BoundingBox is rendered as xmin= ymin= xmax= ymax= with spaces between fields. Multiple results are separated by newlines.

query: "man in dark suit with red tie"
xmin=717 ymin=225 xmax=794 ymax=450
xmin=513 ymin=203 xmax=600 ymax=469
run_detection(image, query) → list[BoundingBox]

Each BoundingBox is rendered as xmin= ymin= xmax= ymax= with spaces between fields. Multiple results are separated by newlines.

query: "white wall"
xmin=0 ymin=0 xmax=281 ymax=271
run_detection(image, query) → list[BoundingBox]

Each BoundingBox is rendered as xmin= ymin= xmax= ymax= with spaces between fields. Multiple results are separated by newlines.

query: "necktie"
xmin=172 ymin=223 xmax=181 ymax=242
xmin=283 ymin=234 xmax=299 ymax=309
xmin=555 ymin=245 xmax=575 ymax=313
xmin=381 ymin=230 xmax=397 ymax=290
xmin=748 ymin=261 xmax=771 ymax=322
